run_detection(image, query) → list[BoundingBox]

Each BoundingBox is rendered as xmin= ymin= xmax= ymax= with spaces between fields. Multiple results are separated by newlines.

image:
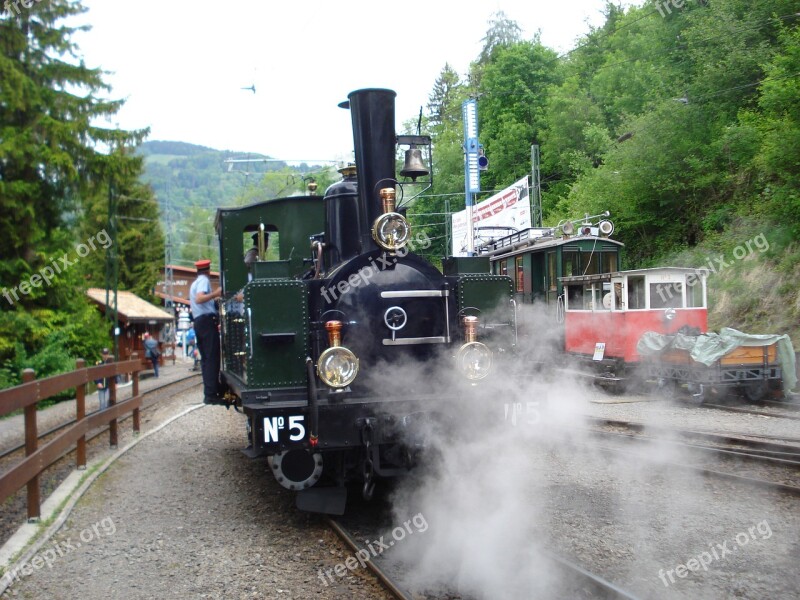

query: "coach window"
xmin=605 ymin=281 xmax=623 ymax=310
xmin=515 ymin=256 xmax=524 ymax=293
xmin=627 ymin=275 xmax=646 ymax=309
xmin=601 ymin=252 xmax=618 ymax=274
xmin=547 ymin=252 xmax=556 ymax=291
xmin=562 ymin=250 xmax=580 ymax=278
xmin=499 ymin=260 xmax=508 ymax=276
xmin=567 ymin=283 xmax=582 ymax=309
xmin=687 ymin=276 xmax=704 ymax=308
xmin=650 ymin=282 xmax=683 ymax=309
xmin=581 ymin=251 xmax=600 ymax=276
xmin=243 ymin=228 xmax=280 ymax=262
xmin=581 ymin=283 xmax=604 ymax=310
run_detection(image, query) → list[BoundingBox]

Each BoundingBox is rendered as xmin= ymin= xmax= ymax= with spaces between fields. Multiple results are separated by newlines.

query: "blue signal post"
xmin=462 ymin=98 xmax=480 ymax=255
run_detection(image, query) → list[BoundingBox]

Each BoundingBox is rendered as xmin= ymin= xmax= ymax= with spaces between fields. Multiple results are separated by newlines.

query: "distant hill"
xmin=138 ymin=140 xmax=280 ymax=211
xmin=138 ymin=140 xmax=325 ymax=268
xmin=138 ymin=140 xmax=218 ymax=157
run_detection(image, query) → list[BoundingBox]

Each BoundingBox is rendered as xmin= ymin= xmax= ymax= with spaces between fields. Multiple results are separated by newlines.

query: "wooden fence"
xmin=0 ymin=355 xmax=145 ymax=521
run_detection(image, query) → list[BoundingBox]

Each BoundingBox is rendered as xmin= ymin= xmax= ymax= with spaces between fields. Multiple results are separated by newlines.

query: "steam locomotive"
xmin=214 ymin=88 xmax=516 ymax=514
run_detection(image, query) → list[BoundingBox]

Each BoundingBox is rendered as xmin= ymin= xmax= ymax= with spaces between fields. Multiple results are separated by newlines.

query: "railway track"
xmin=326 ymin=516 xmax=414 ymax=600
xmin=586 ymin=418 xmax=800 ymax=461
xmin=700 ymin=401 xmax=800 ymax=421
xmin=585 ymin=415 xmax=800 ymax=447
xmin=328 ymin=501 xmax=642 ymax=600
xmin=580 ymin=417 xmax=800 ymax=495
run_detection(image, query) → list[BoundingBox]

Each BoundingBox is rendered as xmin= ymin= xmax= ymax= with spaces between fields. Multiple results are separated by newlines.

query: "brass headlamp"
xmin=455 ymin=316 xmax=493 ymax=381
xmin=371 ymin=188 xmax=410 ymax=252
xmin=317 ymin=320 xmax=359 ymax=388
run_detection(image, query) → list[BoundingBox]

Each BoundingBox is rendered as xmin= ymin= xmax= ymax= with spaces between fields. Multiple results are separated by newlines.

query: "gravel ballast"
xmin=1 ymin=391 xmax=391 ymax=600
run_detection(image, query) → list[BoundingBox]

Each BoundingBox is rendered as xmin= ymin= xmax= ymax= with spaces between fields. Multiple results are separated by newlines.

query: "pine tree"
xmin=79 ymin=147 xmax=165 ymax=300
xmin=0 ymin=1 xmax=149 ymax=384
xmin=427 ymin=63 xmax=463 ymax=127
xmin=478 ymin=11 xmax=523 ymax=65
xmin=0 ymin=1 xmax=146 ymax=271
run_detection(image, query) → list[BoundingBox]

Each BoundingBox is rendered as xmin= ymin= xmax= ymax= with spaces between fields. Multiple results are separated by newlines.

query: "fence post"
xmin=109 ymin=360 xmax=118 ymax=448
xmin=132 ymin=352 xmax=140 ymax=434
xmin=22 ymin=368 xmax=40 ymax=522
xmin=76 ymin=358 xmax=87 ymax=470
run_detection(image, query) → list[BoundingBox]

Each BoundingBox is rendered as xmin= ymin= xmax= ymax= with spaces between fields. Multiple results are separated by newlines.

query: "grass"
xmin=660 ymin=216 xmax=800 ymax=347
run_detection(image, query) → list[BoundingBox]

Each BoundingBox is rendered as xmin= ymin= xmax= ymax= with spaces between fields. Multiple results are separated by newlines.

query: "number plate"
xmin=263 ymin=415 xmax=306 ymax=444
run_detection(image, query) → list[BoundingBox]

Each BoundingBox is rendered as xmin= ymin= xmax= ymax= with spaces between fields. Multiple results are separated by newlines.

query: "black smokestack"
xmin=348 ymin=88 xmax=396 ymax=253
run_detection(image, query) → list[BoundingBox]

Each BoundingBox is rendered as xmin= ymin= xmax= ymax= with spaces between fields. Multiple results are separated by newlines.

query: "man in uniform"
xmin=190 ymin=259 xmax=225 ymax=404
xmin=244 ymin=231 xmax=262 ymax=267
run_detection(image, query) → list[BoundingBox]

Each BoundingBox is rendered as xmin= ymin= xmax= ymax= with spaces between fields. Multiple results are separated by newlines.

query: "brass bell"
xmin=400 ymin=147 xmax=429 ymax=181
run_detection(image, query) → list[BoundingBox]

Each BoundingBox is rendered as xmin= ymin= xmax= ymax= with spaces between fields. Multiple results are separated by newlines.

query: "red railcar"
xmin=560 ymin=267 xmax=708 ymax=388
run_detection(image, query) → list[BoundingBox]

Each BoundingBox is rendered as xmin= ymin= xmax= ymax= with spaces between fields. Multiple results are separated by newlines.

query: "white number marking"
xmin=288 ymin=415 xmax=306 ymax=441
xmin=264 ymin=415 xmax=306 ymax=443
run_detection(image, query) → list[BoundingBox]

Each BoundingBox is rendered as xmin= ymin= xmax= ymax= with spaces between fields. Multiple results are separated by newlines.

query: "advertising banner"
xmin=451 ymin=176 xmax=531 ymax=256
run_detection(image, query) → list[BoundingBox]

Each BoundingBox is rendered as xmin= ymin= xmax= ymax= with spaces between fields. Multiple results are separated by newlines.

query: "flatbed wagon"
xmin=637 ymin=330 xmax=790 ymax=402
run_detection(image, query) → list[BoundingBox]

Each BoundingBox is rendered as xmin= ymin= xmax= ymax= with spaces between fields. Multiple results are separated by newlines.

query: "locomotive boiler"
xmin=215 ymin=88 xmax=515 ymax=514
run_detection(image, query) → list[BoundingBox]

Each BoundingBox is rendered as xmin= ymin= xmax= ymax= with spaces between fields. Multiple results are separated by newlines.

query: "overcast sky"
xmin=76 ymin=0 xmax=642 ymax=163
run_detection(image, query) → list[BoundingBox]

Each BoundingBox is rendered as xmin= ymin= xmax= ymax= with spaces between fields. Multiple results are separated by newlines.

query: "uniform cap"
xmin=102 ymin=348 xmax=110 ymax=354
xmin=194 ymin=259 xmax=211 ymax=269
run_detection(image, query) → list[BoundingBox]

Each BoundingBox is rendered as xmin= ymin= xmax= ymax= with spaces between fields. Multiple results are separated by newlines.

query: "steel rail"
xmin=585 ymin=416 xmax=800 ymax=447
xmin=760 ymin=398 xmax=800 ymax=410
xmin=580 ymin=427 xmax=800 ymax=466
xmin=329 ymin=515 xmax=642 ymax=600
xmin=541 ymin=550 xmax=644 ymax=600
xmin=326 ymin=516 xmax=413 ymax=600
xmin=578 ymin=419 xmax=800 ymax=490
xmin=701 ymin=403 xmax=800 ymax=421
xmin=591 ymin=443 xmax=800 ymax=496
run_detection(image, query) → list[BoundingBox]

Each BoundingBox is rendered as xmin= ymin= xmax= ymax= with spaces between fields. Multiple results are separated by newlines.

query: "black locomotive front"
xmin=218 ymin=88 xmax=515 ymax=514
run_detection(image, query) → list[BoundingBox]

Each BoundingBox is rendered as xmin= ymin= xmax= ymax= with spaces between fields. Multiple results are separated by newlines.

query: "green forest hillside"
xmin=414 ymin=1 xmax=800 ymax=346
xmin=1 ymin=1 xmax=165 ymax=388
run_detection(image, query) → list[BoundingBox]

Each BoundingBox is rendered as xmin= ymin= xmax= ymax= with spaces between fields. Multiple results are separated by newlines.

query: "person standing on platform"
xmin=94 ymin=348 xmax=112 ymax=410
xmin=190 ymin=259 xmax=225 ymax=404
xmin=143 ymin=333 xmax=160 ymax=378
xmin=185 ymin=325 xmax=198 ymax=370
